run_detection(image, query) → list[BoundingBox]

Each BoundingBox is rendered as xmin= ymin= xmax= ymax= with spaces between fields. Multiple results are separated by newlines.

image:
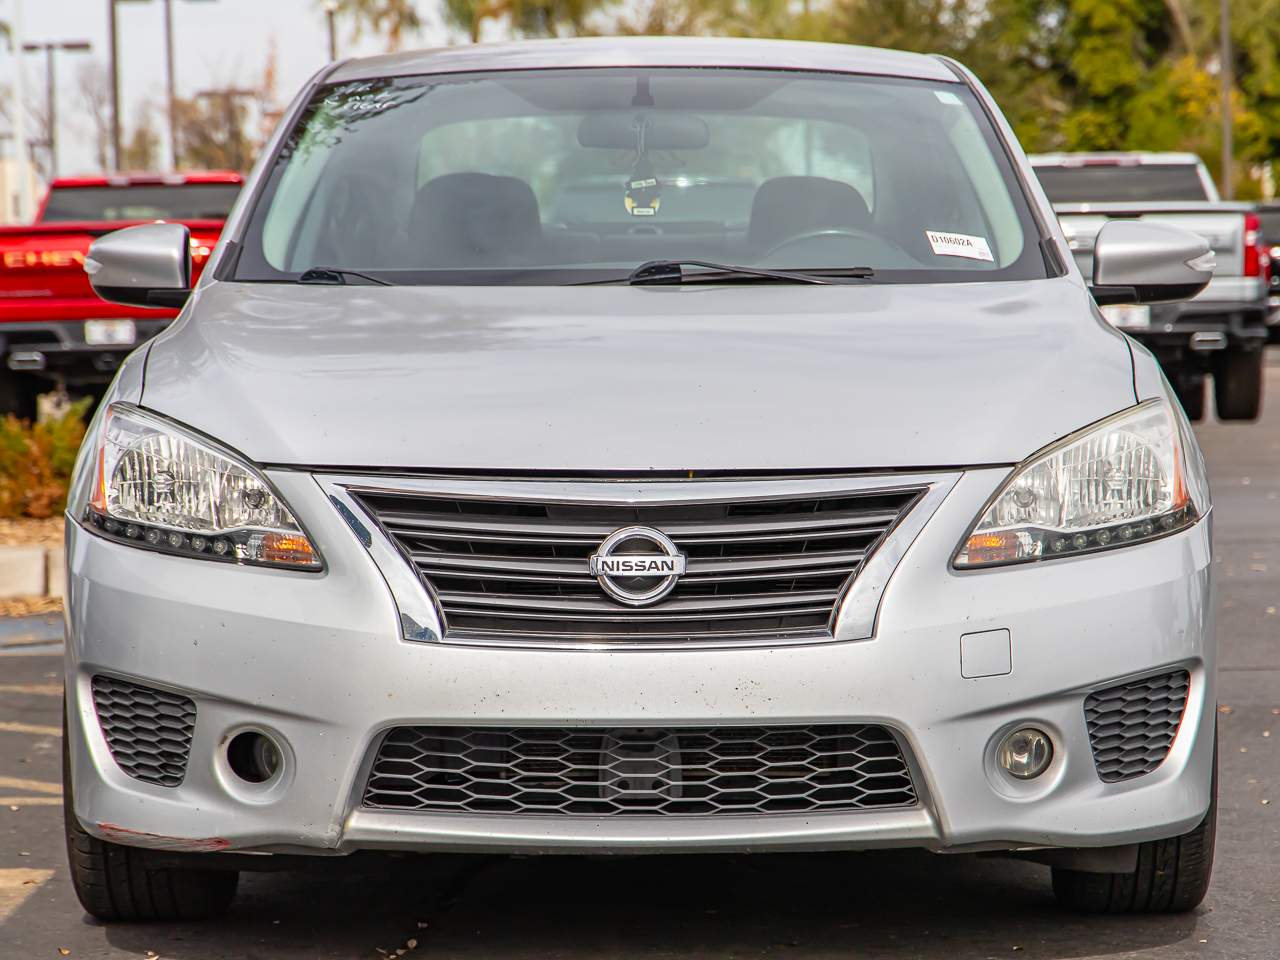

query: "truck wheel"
xmin=0 ymin=373 xmax=39 ymax=420
xmin=63 ymin=712 xmax=238 ymax=922
xmin=1051 ymin=736 xmax=1216 ymax=914
xmin=1173 ymin=377 xmax=1205 ymax=421
xmin=1213 ymin=348 xmax=1264 ymax=421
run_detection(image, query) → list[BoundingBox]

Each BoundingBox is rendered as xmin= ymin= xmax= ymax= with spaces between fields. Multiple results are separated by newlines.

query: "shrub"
xmin=0 ymin=399 xmax=92 ymax=519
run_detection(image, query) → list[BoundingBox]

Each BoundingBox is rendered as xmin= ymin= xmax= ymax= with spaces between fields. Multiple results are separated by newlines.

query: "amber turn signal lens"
xmin=962 ymin=533 xmax=1019 ymax=565
xmin=259 ymin=532 xmax=319 ymax=567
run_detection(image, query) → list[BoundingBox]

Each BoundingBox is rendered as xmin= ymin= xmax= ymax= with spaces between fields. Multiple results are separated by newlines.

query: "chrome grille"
xmin=362 ymin=724 xmax=917 ymax=816
xmin=1084 ymin=671 xmax=1190 ymax=783
xmin=353 ymin=486 xmax=923 ymax=643
xmin=91 ymin=676 xmax=197 ymax=788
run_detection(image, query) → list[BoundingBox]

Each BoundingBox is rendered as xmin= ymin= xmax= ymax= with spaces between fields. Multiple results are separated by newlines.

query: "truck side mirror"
xmin=85 ymin=222 xmax=193 ymax=309
xmin=1089 ymin=219 xmax=1215 ymax=307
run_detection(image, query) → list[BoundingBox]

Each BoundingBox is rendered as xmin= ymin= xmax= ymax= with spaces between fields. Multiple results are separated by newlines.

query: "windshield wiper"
xmin=297 ymin=266 xmax=392 ymax=286
xmin=620 ymin=259 xmax=875 ymax=286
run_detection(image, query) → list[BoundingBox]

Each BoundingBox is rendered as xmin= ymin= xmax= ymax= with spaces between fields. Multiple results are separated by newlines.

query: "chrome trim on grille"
xmin=316 ymin=473 xmax=959 ymax=650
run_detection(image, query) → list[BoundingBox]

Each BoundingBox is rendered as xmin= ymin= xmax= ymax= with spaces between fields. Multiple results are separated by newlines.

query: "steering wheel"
xmin=763 ymin=228 xmax=883 ymax=261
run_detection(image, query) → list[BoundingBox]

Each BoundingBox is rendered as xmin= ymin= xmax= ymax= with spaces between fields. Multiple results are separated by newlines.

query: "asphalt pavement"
xmin=2 ymin=368 xmax=1279 ymax=959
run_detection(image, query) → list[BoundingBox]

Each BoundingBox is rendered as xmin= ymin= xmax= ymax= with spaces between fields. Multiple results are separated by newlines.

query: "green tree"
xmin=444 ymin=0 xmax=612 ymax=41
xmin=326 ymin=0 xmax=423 ymax=49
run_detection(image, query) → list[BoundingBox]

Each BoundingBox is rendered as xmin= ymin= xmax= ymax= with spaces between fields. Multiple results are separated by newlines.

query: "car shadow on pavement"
xmin=99 ymin=849 xmax=1198 ymax=959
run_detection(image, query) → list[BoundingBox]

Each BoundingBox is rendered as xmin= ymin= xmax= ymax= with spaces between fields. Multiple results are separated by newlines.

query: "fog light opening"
xmin=227 ymin=731 xmax=283 ymax=784
xmin=998 ymin=727 xmax=1054 ymax=780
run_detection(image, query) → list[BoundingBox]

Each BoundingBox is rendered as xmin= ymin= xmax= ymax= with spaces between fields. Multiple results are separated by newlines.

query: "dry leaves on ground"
xmin=0 ymin=595 xmax=63 ymax=618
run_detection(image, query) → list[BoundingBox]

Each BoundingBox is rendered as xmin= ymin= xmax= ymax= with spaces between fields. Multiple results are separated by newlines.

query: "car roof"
xmin=327 ymin=37 xmax=959 ymax=85
xmin=1027 ymin=152 xmax=1204 ymax=167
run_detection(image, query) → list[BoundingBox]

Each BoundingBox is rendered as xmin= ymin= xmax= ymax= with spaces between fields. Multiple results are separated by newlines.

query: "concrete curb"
xmin=0 ymin=545 xmax=65 ymax=600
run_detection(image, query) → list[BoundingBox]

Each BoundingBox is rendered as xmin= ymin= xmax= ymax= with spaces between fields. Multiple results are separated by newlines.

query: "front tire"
xmin=1051 ymin=742 xmax=1216 ymax=914
xmin=63 ymin=711 xmax=238 ymax=922
xmin=1213 ymin=347 xmax=1264 ymax=421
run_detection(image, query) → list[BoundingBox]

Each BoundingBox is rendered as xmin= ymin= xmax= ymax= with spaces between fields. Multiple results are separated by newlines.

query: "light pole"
xmin=106 ymin=1 xmax=216 ymax=174
xmin=6 ymin=0 xmax=33 ymax=220
xmin=21 ymin=39 xmax=91 ymax=179
xmin=161 ymin=0 xmax=218 ymax=171
xmin=164 ymin=0 xmax=175 ymax=166
xmin=1220 ymin=0 xmax=1233 ymax=199
xmin=107 ymin=0 xmax=133 ymax=172
xmin=325 ymin=1 xmax=338 ymax=61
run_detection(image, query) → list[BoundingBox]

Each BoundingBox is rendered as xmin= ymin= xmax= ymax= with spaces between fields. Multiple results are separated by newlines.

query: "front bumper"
xmin=64 ymin=467 xmax=1216 ymax=857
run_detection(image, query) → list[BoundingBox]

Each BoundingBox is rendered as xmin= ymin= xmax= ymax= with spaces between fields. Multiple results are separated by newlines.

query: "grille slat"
xmin=377 ymin=508 xmax=904 ymax=539
xmin=437 ymin=602 xmax=837 ymax=624
xmin=436 ymin=590 xmax=841 ymax=615
xmin=1084 ymin=671 xmax=1190 ymax=783
xmin=411 ymin=549 xmax=868 ymax=577
xmin=91 ymin=676 xmax=196 ymax=788
xmin=363 ymin=724 xmax=917 ymax=816
xmin=356 ymin=486 xmax=923 ymax=644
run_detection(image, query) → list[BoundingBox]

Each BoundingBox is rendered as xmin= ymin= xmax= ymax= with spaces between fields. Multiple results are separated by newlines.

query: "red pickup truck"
xmin=0 ymin=172 xmax=242 ymax=417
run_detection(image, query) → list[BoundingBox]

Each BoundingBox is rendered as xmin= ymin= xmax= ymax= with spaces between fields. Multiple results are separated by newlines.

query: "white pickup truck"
xmin=1031 ymin=152 xmax=1272 ymax=420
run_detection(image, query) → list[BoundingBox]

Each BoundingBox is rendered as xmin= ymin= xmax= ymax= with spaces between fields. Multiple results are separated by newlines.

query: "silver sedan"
xmin=64 ymin=37 xmax=1217 ymax=922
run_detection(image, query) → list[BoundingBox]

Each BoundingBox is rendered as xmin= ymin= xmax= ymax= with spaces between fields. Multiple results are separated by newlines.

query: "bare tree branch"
xmin=1162 ymin=0 xmax=1196 ymax=57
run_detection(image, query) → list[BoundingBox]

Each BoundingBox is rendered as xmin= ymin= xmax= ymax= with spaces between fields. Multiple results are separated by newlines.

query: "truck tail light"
xmin=1244 ymin=212 xmax=1270 ymax=280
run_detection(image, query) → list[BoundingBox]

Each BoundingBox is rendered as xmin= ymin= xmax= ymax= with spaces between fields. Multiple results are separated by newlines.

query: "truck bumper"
xmin=0 ymin=319 xmax=170 ymax=385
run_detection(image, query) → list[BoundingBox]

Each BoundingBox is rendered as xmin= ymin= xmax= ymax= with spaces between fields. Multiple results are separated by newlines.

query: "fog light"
xmin=998 ymin=727 xmax=1053 ymax=779
xmin=227 ymin=731 xmax=283 ymax=784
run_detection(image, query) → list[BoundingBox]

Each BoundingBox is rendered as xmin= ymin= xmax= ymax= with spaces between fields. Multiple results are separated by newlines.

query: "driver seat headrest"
xmin=747 ymin=176 xmax=872 ymax=252
xmin=410 ymin=172 xmax=543 ymax=267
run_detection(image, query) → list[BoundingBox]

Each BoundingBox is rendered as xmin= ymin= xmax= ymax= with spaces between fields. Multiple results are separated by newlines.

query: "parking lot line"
xmin=0 ymin=721 xmax=60 ymax=737
xmin=0 ymin=776 xmax=61 ymax=796
xmin=0 ymin=635 xmax=61 ymax=650
xmin=0 ymin=797 xmax=60 ymax=807
xmin=0 ymin=683 xmax=61 ymax=696
xmin=0 ymin=868 xmax=55 ymax=924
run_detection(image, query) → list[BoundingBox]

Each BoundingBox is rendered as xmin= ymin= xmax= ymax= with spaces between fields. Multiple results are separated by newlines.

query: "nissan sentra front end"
xmin=62 ymin=37 xmax=1218 ymax=922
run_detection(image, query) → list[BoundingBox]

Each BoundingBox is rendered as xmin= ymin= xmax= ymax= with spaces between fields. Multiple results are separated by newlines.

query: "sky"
xmin=2 ymin=0 xmax=452 ymax=177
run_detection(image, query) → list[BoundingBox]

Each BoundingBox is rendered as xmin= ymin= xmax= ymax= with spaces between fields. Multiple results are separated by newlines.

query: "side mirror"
xmin=85 ymin=222 xmax=192 ymax=309
xmin=1090 ymin=219 xmax=1214 ymax=307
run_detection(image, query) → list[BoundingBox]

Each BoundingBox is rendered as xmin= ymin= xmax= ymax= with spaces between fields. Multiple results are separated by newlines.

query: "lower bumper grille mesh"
xmin=363 ymin=724 xmax=916 ymax=816
xmin=1084 ymin=671 xmax=1190 ymax=783
xmin=91 ymin=676 xmax=196 ymax=788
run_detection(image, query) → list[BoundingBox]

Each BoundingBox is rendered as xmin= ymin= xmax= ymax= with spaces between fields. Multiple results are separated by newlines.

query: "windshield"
xmin=1034 ymin=164 xmax=1210 ymax=204
xmin=41 ymin=184 xmax=241 ymax=222
xmin=235 ymin=68 xmax=1049 ymax=285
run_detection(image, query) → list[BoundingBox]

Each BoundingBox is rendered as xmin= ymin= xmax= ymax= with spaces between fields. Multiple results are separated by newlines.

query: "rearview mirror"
xmin=1089 ymin=219 xmax=1214 ymax=307
xmin=85 ymin=222 xmax=192 ymax=309
xmin=578 ymin=112 xmax=710 ymax=151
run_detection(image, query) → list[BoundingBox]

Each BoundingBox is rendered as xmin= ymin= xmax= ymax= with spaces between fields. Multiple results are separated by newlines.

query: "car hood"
xmin=141 ymin=279 xmax=1135 ymax=472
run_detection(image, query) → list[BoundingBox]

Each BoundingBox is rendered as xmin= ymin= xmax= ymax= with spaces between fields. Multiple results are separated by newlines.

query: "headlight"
xmin=954 ymin=399 xmax=1202 ymax=568
xmin=85 ymin=404 xmax=321 ymax=570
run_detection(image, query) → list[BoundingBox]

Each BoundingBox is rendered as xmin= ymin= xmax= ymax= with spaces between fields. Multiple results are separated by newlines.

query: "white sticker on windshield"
xmin=934 ymin=90 xmax=963 ymax=106
xmin=926 ymin=230 xmax=995 ymax=262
